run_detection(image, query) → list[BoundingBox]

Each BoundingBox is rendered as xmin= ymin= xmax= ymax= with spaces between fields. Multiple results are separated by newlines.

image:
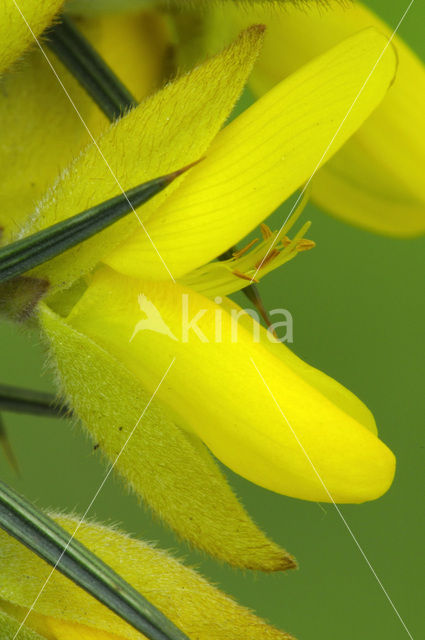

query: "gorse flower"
xmin=0 ymin=11 xmax=397 ymax=574
xmin=0 ymin=512 xmax=294 ymax=639
xmin=0 ymin=0 xmax=414 ymax=637
xmin=1 ymin=0 xmax=398 ymax=568
xmin=171 ymin=0 xmax=425 ymax=237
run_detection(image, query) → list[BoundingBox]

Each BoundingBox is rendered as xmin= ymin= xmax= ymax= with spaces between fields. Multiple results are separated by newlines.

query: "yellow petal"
xmin=105 ymin=27 xmax=397 ymax=281
xmin=0 ymin=608 xmax=46 ymax=640
xmin=0 ymin=15 xmax=170 ymax=245
xmin=0 ymin=514 xmax=294 ymax=640
xmin=40 ymin=302 xmax=294 ymax=571
xmin=65 ymin=266 xmax=395 ymax=504
xmin=41 ymin=619 xmax=122 ymax=639
xmin=88 ymin=11 xmax=171 ymax=103
xmin=0 ymin=47 xmax=96 ymax=245
xmin=23 ymin=26 xmax=264 ymax=290
xmin=1 ymin=600 xmax=123 ymax=640
xmin=223 ymin=1 xmax=425 ymax=236
xmin=0 ymin=0 xmax=63 ymax=74
xmin=219 ymin=296 xmax=377 ymax=436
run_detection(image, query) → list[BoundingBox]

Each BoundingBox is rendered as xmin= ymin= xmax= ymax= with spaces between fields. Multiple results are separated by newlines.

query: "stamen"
xmin=232 ymin=238 xmax=259 ymax=258
xmin=260 ymin=223 xmax=273 ymax=239
xmin=297 ymin=239 xmax=316 ymax=251
xmin=232 ymin=269 xmax=259 ymax=283
xmin=181 ymin=187 xmax=314 ymax=298
xmin=255 ymin=249 xmax=280 ymax=271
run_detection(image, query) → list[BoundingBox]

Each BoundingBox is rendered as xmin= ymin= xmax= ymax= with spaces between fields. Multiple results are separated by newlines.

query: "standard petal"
xmin=40 ymin=303 xmax=294 ymax=571
xmin=65 ymin=267 xmax=396 ymax=504
xmin=220 ymin=1 xmax=425 ymax=236
xmin=23 ymin=26 xmax=265 ymax=289
xmin=0 ymin=0 xmax=63 ymax=74
xmin=105 ymin=27 xmax=396 ymax=281
xmin=0 ymin=515 xmax=294 ymax=640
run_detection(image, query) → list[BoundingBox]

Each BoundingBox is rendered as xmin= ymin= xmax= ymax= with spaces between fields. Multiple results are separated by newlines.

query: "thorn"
xmin=242 ymin=284 xmax=277 ymax=338
xmin=165 ymin=157 xmax=204 ymax=183
xmin=0 ymin=415 xmax=20 ymax=476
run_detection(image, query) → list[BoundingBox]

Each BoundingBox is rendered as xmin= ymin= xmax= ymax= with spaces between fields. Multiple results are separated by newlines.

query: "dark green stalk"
xmin=0 ymin=481 xmax=189 ymax=640
xmin=0 ymin=384 xmax=68 ymax=418
xmin=0 ymin=168 xmax=186 ymax=284
xmin=46 ymin=15 xmax=138 ymax=121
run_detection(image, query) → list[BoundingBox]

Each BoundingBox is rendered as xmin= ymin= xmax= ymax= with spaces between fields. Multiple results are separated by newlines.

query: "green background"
xmin=1 ymin=1 xmax=424 ymax=638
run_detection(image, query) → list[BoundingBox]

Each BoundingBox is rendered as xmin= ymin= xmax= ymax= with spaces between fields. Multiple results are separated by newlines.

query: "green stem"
xmin=0 ymin=481 xmax=189 ymax=640
xmin=0 ymin=384 xmax=68 ymax=418
xmin=46 ymin=15 xmax=137 ymax=121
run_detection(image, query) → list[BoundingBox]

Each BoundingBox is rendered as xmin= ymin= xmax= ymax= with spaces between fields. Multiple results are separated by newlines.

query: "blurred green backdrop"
xmin=0 ymin=1 xmax=424 ymax=638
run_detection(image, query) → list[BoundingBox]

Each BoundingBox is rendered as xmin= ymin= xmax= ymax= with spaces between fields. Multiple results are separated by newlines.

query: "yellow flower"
xmin=0 ymin=512 xmax=294 ymax=639
xmin=43 ymin=267 xmax=395 ymax=506
xmin=1 ymin=5 xmax=397 ymax=569
xmin=7 ymin=23 xmax=394 ymax=572
xmin=199 ymin=0 xmax=425 ymax=237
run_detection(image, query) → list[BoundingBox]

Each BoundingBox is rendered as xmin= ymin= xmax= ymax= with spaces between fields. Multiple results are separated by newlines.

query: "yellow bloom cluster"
xmin=1 ymin=0 xmax=422 ymax=637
